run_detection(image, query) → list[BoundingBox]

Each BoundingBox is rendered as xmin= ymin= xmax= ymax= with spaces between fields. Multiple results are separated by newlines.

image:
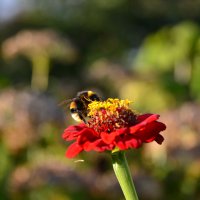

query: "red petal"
xmin=101 ymin=132 xmax=118 ymax=144
xmin=137 ymin=121 xmax=166 ymax=143
xmin=137 ymin=114 xmax=160 ymax=123
xmin=62 ymin=123 xmax=87 ymax=141
xmin=101 ymin=128 xmax=128 ymax=144
xmin=64 ymin=123 xmax=86 ymax=133
xmin=92 ymin=140 xmax=114 ymax=152
xmin=125 ymin=137 xmax=142 ymax=149
xmin=130 ymin=114 xmax=164 ymax=134
xmin=82 ymin=139 xmax=102 ymax=151
xmin=129 ymin=114 xmax=157 ymax=134
xmin=129 ymin=123 xmax=146 ymax=134
xmin=78 ymin=128 xmax=99 ymax=145
xmin=82 ymin=141 xmax=97 ymax=151
xmin=155 ymin=134 xmax=164 ymax=144
xmin=66 ymin=142 xmax=83 ymax=158
xmin=116 ymin=135 xmax=142 ymax=150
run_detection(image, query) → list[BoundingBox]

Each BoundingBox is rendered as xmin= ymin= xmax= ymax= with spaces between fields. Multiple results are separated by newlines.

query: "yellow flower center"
xmin=87 ymin=98 xmax=137 ymax=133
xmin=88 ymin=98 xmax=132 ymax=116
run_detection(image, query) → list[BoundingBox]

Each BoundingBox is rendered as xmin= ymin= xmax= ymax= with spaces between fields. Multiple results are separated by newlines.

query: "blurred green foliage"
xmin=134 ymin=22 xmax=200 ymax=102
xmin=0 ymin=0 xmax=200 ymax=200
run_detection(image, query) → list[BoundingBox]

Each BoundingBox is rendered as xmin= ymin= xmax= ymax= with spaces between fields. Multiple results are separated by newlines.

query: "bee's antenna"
xmin=58 ymin=99 xmax=72 ymax=107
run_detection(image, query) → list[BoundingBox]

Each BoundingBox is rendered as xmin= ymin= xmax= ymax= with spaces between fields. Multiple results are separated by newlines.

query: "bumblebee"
xmin=60 ymin=90 xmax=101 ymax=123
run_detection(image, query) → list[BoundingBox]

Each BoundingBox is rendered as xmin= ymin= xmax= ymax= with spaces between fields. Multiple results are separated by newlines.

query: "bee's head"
xmin=88 ymin=91 xmax=101 ymax=101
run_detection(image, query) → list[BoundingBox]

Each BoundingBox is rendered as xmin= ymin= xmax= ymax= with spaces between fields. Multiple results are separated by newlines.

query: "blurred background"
xmin=0 ymin=0 xmax=200 ymax=200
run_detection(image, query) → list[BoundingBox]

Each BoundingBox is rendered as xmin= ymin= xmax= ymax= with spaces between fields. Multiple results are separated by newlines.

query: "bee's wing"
xmin=58 ymin=99 xmax=72 ymax=107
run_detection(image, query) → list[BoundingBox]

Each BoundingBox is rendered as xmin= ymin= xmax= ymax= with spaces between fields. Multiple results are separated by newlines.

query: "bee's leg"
xmin=82 ymin=117 xmax=87 ymax=124
xmin=77 ymin=111 xmax=87 ymax=124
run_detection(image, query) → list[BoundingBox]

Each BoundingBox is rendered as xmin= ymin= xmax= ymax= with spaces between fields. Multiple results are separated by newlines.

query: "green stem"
xmin=111 ymin=151 xmax=139 ymax=200
xmin=31 ymin=55 xmax=50 ymax=91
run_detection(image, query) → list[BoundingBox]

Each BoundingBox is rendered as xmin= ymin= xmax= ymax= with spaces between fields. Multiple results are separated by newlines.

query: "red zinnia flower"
xmin=62 ymin=98 xmax=166 ymax=158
